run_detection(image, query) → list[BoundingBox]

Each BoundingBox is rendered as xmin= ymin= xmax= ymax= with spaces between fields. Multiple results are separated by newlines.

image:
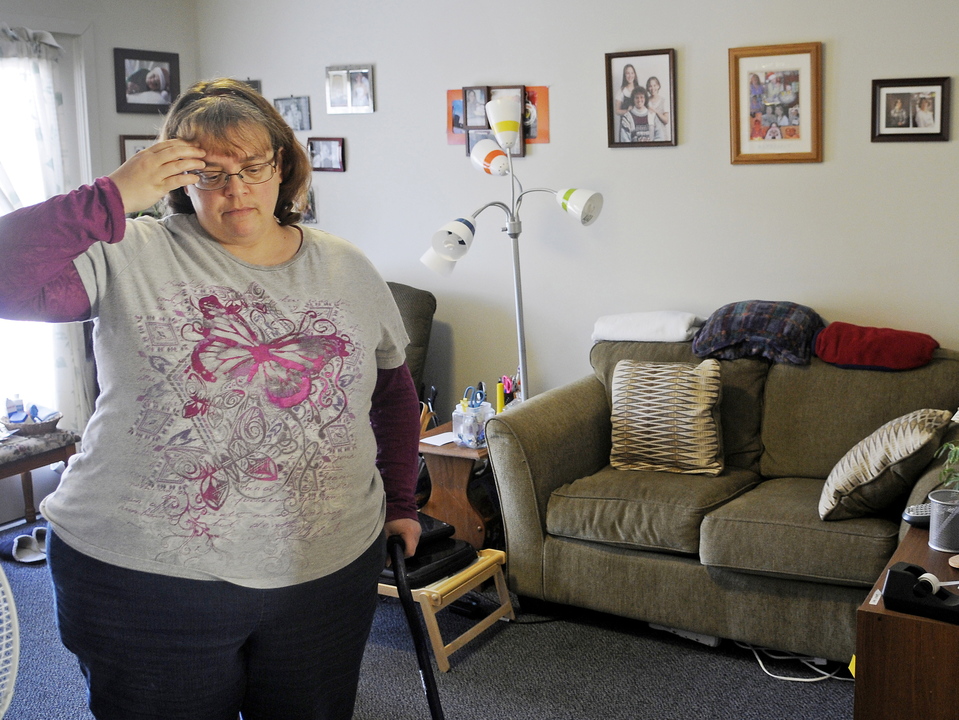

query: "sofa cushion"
xmin=610 ymin=359 xmax=723 ymax=475
xmin=819 ymin=408 xmax=953 ymax=521
xmin=700 ymin=477 xmax=900 ymax=586
xmin=692 ymin=300 xmax=825 ymax=365
xmin=547 ymin=465 xmax=761 ymax=554
xmin=591 ymin=341 xmax=768 ymax=473
xmin=761 ymin=352 xmax=959 ymax=479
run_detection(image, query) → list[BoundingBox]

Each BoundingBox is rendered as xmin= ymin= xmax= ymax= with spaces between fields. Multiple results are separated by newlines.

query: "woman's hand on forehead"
xmin=108 ymin=139 xmax=207 ymax=215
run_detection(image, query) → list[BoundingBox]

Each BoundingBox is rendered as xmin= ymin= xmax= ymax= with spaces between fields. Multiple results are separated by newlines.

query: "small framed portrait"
xmin=489 ymin=85 xmax=526 ymax=157
xmin=871 ymin=77 xmax=951 ymax=142
xmin=274 ymin=96 xmax=311 ymax=131
xmin=113 ymin=48 xmax=179 ymax=114
xmin=241 ymin=79 xmax=262 ymax=93
xmin=326 ymin=65 xmax=374 ymax=114
xmin=728 ymin=42 xmax=823 ymax=164
xmin=606 ymin=49 xmax=677 ymax=148
xmin=120 ymin=135 xmax=157 ymax=163
xmin=301 ymin=187 xmax=317 ymax=224
xmin=308 ymin=137 xmax=345 ymax=172
xmin=463 ymin=86 xmax=489 ymax=128
xmin=467 ymin=128 xmax=495 ymax=157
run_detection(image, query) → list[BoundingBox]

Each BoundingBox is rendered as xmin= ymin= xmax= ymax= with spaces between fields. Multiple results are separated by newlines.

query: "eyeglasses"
xmin=188 ymin=158 xmax=277 ymax=191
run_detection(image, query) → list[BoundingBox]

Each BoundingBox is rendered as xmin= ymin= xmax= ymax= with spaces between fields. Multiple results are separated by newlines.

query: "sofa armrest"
xmin=900 ymin=424 xmax=959 ymax=541
xmin=486 ymin=374 xmax=611 ymax=598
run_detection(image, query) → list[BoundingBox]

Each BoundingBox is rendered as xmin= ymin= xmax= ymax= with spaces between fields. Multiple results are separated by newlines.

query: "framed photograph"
xmin=464 ymin=86 xmax=489 ymax=128
xmin=241 ymin=79 xmax=262 ymax=94
xmin=488 ymin=85 xmax=526 ymax=157
xmin=274 ymin=96 xmax=311 ymax=131
xmin=113 ymin=48 xmax=179 ymax=114
xmin=728 ymin=42 xmax=822 ymax=164
xmin=326 ymin=65 xmax=374 ymax=114
xmin=871 ymin=77 xmax=951 ymax=142
xmin=301 ymin=187 xmax=317 ymax=224
xmin=120 ymin=135 xmax=157 ymax=163
xmin=606 ymin=49 xmax=677 ymax=147
xmin=308 ymin=137 xmax=345 ymax=172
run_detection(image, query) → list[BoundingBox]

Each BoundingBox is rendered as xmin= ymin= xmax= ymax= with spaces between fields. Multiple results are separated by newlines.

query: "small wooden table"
xmin=854 ymin=526 xmax=959 ymax=720
xmin=378 ymin=548 xmax=514 ymax=672
xmin=0 ymin=430 xmax=80 ymax=522
xmin=419 ymin=422 xmax=490 ymax=549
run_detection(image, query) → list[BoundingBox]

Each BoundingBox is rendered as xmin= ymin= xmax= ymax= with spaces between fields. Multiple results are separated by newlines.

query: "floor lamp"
xmin=421 ymin=95 xmax=603 ymax=400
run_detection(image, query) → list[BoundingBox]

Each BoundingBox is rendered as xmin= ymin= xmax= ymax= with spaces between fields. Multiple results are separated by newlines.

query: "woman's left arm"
xmin=370 ymin=363 xmax=422 ymax=555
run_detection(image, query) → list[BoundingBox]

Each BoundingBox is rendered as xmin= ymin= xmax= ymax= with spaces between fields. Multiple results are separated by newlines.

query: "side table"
xmin=419 ymin=422 xmax=489 ymax=550
xmin=0 ymin=430 xmax=80 ymax=523
xmin=854 ymin=526 xmax=959 ymax=720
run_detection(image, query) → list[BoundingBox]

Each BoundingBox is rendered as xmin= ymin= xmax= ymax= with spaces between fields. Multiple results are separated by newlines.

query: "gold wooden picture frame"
xmin=728 ymin=42 xmax=822 ymax=164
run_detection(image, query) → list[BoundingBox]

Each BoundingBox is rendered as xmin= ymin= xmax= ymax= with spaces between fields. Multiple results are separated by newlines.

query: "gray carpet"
xmin=0 ymin=520 xmax=854 ymax=719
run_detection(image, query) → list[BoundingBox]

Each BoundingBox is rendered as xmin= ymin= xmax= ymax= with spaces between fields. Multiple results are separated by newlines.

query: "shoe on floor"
xmin=0 ymin=534 xmax=46 ymax=564
xmin=31 ymin=524 xmax=48 ymax=549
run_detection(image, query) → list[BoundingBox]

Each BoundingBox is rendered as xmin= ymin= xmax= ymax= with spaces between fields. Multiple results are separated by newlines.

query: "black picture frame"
xmin=308 ymin=137 xmax=345 ymax=172
xmin=119 ymin=135 xmax=156 ymax=163
xmin=113 ymin=48 xmax=179 ymax=115
xmin=871 ymin=77 xmax=951 ymax=142
xmin=463 ymin=86 xmax=489 ymax=128
xmin=606 ymin=49 xmax=677 ymax=148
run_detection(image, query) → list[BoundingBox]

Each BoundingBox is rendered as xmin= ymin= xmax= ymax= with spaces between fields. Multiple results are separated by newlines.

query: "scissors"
xmin=463 ymin=385 xmax=486 ymax=408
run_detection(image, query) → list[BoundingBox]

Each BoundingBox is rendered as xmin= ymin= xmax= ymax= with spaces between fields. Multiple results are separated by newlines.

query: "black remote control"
xmin=902 ymin=502 xmax=932 ymax=528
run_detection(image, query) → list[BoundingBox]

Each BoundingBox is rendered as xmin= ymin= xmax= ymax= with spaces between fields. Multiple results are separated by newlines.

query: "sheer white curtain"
xmin=0 ymin=25 xmax=96 ymax=433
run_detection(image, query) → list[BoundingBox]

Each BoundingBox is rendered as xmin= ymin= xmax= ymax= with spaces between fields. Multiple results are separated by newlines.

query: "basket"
xmin=1 ymin=414 xmax=62 ymax=436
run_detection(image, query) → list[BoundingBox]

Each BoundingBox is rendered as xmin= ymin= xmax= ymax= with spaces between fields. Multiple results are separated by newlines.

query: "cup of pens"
xmin=452 ymin=385 xmax=495 ymax=448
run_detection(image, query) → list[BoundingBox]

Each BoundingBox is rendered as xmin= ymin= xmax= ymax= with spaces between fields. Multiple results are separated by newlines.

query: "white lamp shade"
xmin=470 ymin=139 xmax=509 ymax=176
xmin=420 ymin=247 xmax=457 ymax=275
xmin=430 ymin=217 xmax=475 ymax=260
xmin=556 ymin=188 xmax=603 ymax=226
xmin=485 ymin=96 xmax=522 ymax=151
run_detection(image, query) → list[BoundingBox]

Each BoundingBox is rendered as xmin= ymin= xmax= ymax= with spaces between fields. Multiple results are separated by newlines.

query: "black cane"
xmin=387 ymin=534 xmax=446 ymax=720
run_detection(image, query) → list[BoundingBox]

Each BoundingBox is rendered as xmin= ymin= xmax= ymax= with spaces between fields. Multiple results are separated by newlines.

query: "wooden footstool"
xmin=378 ymin=548 xmax=514 ymax=672
xmin=0 ymin=430 xmax=80 ymax=522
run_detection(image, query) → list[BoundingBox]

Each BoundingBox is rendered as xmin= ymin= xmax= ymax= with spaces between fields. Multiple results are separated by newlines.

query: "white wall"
xmin=7 ymin=0 xmax=959 ymax=424
xmin=192 ymin=0 xmax=959 ymax=417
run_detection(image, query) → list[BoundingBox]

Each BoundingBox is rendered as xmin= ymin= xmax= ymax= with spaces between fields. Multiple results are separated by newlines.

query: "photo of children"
xmin=606 ymin=50 xmax=676 ymax=147
xmin=749 ymin=70 xmax=800 ymax=141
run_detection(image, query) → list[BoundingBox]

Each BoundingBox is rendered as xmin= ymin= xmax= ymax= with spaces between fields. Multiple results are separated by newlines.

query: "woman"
xmin=0 ymin=78 xmax=422 ymax=720
xmin=615 ymin=63 xmax=638 ymax=117
xmin=645 ymin=76 xmax=670 ymax=142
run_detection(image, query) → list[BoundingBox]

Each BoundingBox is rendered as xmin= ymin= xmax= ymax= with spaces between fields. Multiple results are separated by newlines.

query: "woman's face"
xmin=624 ymin=66 xmax=636 ymax=84
xmin=185 ymin=129 xmax=283 ymax=246
xmin=647 ymin=78 xmax=660 ymax=96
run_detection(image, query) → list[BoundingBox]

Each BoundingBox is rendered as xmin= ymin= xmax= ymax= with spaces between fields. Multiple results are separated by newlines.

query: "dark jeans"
xmin=48 ymin=531 xmax=385 ymax=720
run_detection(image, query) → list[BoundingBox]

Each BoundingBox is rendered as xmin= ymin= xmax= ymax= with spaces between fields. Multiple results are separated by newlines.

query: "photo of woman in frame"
xmin=606 ymin=50 xmax=676 ymax=148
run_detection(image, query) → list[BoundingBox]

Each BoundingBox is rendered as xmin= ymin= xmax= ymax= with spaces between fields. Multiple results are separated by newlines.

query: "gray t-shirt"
xmin=41 ymin=214 xmax=408 ymax=588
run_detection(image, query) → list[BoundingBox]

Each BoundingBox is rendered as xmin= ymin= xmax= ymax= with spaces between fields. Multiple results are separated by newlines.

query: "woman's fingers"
xmin=108 ymin=140 xmax=206 ymax=214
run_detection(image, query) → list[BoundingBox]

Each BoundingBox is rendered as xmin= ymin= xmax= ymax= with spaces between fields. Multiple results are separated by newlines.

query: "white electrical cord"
xmin=734 ymin=642 xmax=854 ymax=683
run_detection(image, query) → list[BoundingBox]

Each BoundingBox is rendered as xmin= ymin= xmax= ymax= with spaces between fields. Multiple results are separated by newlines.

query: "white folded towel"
xmin=592 ymin=311 xmax=706 ymax=343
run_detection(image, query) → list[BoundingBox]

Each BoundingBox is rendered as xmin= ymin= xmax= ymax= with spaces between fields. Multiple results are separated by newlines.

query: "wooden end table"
xmin=854 ymin=526 xmax=959 ymax=720
xmin=419 ymin=422 xmax=490 ymax=550
xmin=0 ymin=430 xmax=80 ymax=522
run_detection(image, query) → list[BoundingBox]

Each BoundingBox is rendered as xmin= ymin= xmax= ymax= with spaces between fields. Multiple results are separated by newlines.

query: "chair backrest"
xmin=387 ymin=281 xmax=437 ymax=398
xmin=0 ymin=565 xmax=18 ymax=718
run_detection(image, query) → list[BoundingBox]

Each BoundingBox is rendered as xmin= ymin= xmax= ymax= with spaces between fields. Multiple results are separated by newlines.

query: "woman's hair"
xmin=160 ymin=78 xmax=311 ymax=226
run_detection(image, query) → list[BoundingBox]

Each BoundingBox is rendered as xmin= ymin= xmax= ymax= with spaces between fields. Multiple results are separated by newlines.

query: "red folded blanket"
xmin=814 ymin=321 xmax=939 ymax=370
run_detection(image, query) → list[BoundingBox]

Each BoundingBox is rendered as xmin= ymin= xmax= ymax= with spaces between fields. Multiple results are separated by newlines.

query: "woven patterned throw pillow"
xmin=819 ymin=408 xmax=953 ymax=521
xmin=610 ymin=359 xmax=723 ymax=475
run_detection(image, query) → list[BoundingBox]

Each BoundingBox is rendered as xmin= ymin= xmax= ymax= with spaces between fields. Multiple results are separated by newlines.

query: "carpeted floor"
xmin=0 ymin=520 xmax=854 ymax=719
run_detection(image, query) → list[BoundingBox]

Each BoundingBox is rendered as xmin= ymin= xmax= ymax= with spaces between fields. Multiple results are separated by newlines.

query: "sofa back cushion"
xmin=591 ymin=341 xmax=768 ymax=473
xmin=761 ymin=350 xmax=959 ymax=479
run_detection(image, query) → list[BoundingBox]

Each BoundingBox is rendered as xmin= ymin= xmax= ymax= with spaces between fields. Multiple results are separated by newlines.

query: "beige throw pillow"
xmin=819 ymin=408 xmax=953 ymax=521
xmin=610 ymin=359 xmax=723 ymax=475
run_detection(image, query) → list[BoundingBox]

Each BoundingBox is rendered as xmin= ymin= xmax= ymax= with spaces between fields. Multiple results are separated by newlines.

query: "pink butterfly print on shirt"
xmin=188 ymin=295 xmax=351 ymax=409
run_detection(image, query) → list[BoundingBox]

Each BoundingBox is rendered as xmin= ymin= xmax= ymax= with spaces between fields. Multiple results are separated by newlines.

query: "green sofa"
xmin=485 ymin=340 xmax=959 ymax=662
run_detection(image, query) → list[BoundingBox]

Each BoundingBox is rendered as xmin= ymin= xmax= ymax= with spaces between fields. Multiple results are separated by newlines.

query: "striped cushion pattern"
xmin=819 ymin=408 xmax=953 ymax=520
xmin=610 ymin=359 xmax=724 ymax=475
